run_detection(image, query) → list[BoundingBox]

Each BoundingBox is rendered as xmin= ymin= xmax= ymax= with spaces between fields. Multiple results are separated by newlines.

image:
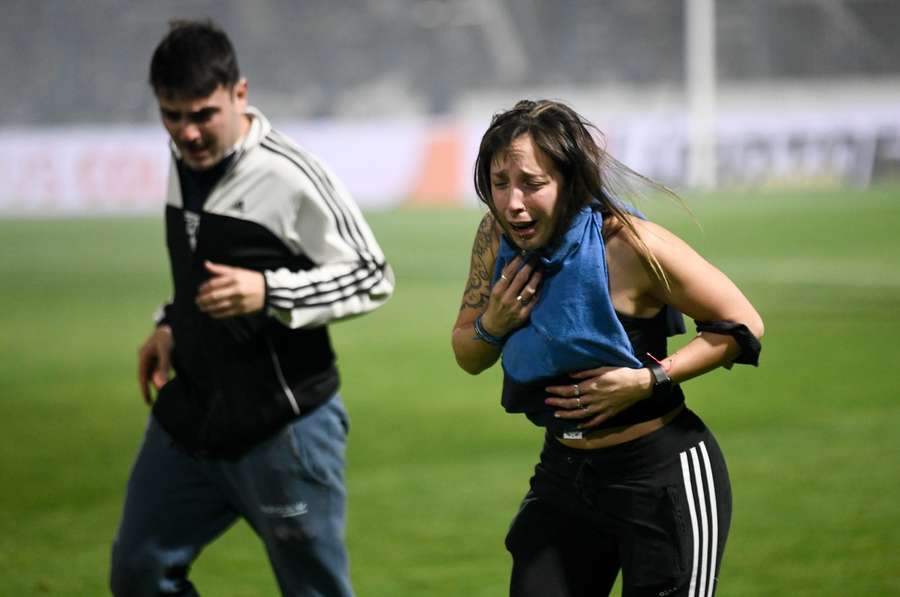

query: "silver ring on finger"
xmin=575 ymin=397 xmax=582 ymax=409
xmin=573 ymin=384 xmax=580 ymax=397
xmin=500 ymin=274 xmax=508 ymax=281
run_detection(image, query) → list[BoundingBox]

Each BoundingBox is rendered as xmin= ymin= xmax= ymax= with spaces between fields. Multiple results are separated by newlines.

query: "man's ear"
xmin=232 ymin=78 xmax=248 ymax=103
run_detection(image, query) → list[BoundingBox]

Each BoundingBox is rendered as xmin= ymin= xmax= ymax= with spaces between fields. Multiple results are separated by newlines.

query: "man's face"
xmin=157 ymin=81 xmax=248 ymax=170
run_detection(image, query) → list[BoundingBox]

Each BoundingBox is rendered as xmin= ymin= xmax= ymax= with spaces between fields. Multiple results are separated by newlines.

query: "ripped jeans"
xmin=110 ymin=396 xmax=352 ymax=597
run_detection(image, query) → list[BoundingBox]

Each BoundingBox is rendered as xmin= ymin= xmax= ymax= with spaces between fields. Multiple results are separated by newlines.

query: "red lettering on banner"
xmin=16 ymin=151 xmax=61 ymax=208
xmin=76 ymin=146 xmax=166 ymax=209
xmin=76 ymin=149 xmax=102 ymax=201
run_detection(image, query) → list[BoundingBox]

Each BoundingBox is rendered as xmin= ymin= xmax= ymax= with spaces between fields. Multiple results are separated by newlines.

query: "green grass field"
xmin=1 ymin=186 xmax=899 ymax=596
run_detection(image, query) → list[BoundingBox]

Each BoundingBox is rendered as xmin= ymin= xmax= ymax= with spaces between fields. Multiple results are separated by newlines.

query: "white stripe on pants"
xmin=680 ymin=441 xmax=721 ymax=597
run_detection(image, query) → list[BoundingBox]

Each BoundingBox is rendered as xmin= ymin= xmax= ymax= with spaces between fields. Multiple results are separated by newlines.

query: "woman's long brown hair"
xmin=473 ymin=99 xmax=681 ymax=287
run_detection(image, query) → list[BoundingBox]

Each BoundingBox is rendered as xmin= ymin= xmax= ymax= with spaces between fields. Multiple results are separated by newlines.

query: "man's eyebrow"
xmin=160 ymin=106 xmax=220 ymax=118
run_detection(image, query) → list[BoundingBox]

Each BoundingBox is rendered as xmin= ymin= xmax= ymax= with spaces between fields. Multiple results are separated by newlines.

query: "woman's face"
xmin=489 ymin=134 xmax=562 ymax=251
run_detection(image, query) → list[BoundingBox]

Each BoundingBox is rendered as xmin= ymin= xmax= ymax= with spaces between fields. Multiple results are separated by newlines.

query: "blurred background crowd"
xmin=5 ymin=0 xmax=899 ymax=123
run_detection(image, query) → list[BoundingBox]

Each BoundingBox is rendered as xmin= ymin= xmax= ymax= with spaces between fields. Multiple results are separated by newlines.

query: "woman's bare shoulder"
xmin=617 ymin=214 xmax=698 ymax=260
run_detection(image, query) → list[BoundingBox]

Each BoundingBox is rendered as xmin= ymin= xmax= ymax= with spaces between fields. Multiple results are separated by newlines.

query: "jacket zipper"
xmin=266 ymin=337 xmax=301 ymax=415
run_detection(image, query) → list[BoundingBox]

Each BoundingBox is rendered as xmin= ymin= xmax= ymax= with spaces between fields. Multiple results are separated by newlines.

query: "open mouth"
xmin=508 ymin=219 xmax=538 ymax=238
xmin=181 ymin=142 xmax=210 ymax=159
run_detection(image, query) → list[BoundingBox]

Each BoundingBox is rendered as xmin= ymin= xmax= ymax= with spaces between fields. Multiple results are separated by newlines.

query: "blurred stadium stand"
xmin=3 ymin=0 xmax=900 ymax=125
xmin=2 ymin=0 xmax=899 ymax=213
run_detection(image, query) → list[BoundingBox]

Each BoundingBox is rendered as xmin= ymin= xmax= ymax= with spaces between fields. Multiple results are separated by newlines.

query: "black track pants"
xmin=506 ymin=408 xmax=732 ymax=597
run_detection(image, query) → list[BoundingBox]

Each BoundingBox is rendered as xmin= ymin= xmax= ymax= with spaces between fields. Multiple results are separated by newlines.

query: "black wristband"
xmin=646 ymin=360 xmax=672 ymax=397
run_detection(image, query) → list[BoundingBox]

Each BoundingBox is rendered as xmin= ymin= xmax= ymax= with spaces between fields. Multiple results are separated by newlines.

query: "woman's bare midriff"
xmin=556 ymin=404 xmax=684 ymax=450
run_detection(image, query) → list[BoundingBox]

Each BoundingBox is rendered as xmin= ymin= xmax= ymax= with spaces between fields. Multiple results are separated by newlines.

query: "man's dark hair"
xmin=149 ymin=19 xmax=240 ymax=99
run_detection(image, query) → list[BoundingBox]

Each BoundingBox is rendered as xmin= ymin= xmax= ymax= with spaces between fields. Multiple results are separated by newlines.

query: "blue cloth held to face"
xmin=493 ymin=204 xmax=643 ymax=395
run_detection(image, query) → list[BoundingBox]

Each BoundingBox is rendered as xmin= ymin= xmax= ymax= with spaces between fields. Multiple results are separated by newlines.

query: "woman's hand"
xmin=479 ymin=255 xmax=543 ymax=338
xmin=544 ymin=366 xmax=653 ymax=430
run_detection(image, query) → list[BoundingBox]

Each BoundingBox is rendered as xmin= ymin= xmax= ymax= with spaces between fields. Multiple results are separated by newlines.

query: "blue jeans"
xmin=110 ymin=396 xmax=353 ymax=597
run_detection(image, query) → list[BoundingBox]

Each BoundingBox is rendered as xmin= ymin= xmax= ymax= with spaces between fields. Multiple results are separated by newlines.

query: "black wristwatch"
xmin=646 ymin=360 xmax=672 ymax=397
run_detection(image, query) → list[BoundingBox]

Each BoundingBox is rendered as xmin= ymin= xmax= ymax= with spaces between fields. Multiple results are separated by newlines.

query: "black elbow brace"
xmin=695 ymin=320 xmax=761 ymax=367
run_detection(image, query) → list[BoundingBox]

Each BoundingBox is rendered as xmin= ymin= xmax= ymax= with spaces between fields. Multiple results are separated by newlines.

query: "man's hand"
xmin=195 ymin=261 xmax=265 ymax=318
xmin=137 ymin=325 xmax=174 ymax=405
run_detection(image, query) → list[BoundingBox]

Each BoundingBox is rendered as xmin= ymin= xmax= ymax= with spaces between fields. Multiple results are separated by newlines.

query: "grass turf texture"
xmin=1 ymin=186 xmax=898 ymax=595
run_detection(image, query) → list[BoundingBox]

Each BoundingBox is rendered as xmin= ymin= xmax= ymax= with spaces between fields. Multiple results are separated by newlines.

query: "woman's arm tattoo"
xmin=461 ymin=213 xmax=498 ymax=310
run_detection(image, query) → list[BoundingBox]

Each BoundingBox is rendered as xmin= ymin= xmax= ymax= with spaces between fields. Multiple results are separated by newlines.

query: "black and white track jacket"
xmin=152 ymin=107 xmax=394 ymax=458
